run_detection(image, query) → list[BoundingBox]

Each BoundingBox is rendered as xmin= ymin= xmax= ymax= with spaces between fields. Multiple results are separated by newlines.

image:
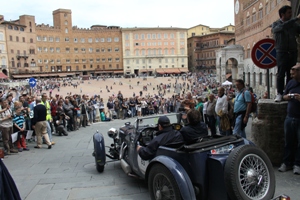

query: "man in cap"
xmin=137 ymin=116 xmax=183 ymax=160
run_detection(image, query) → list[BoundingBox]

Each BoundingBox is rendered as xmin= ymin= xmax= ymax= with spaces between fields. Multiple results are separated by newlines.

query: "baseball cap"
xmin=158 ymin=116 xmax=170 ymax=127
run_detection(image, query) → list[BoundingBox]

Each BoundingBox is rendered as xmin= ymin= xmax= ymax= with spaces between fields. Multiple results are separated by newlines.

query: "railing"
xmin=16 ymin=54 xmax=29 ymax=59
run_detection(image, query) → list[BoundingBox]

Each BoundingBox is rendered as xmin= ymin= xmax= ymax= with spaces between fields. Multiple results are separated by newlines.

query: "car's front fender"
xmin=93 ymin=132 xmax=106 ymax=166
xmin=146 ymin=155 xmax=196 ymax=200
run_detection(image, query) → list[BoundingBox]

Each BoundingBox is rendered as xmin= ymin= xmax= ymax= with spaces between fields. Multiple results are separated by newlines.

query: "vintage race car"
xmin=93 ymin=113 xmax=277 ymax=200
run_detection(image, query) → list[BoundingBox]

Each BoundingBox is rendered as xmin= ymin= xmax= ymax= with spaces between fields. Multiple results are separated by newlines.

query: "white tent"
xmin=222 ymin=80 xmax=232 ymax=86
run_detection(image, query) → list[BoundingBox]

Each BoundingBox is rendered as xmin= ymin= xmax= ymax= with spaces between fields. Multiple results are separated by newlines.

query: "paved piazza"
xmin=52 ymin=76 xmax=189 ymax=101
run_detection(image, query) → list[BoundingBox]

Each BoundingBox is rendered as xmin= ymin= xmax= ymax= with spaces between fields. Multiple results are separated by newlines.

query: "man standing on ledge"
xmin=278 ymin=64 xmax=300 ymax=175
xmin=272 ymin=5 xmax=300 ymax=102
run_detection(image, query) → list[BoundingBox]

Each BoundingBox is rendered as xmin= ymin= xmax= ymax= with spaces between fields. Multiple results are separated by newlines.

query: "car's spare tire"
xmin=224 ymin=145 xmax=275 ymax=200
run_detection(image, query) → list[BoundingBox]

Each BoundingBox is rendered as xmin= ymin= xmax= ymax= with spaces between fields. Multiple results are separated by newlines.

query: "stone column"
xmin=251 ymin=99 xmax=287 ymax=165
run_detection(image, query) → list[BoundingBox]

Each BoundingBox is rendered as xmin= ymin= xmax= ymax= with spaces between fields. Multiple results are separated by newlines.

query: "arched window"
xmin=64 ymin=20 xmax=68 ymax=25
xmin=8 ymin=25 xmax=12 ymax=29
xmin=14 ymin=26 xmax=18 ymax=30
xmin=65 ymin=28 xmax=68 ymax=33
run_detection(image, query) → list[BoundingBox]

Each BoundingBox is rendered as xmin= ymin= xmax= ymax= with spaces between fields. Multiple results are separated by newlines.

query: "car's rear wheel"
xmin=94 ymin=152 xmax=104 ymax=173
xmin=148 ymin=164 xmax=181 ymax=200
xmin=224 ymin=145 xmax=275 ymax=200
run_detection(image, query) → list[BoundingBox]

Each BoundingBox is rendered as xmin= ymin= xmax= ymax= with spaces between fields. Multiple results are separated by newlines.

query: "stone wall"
xmin=251 ymin=99 xmax=287 ymax=165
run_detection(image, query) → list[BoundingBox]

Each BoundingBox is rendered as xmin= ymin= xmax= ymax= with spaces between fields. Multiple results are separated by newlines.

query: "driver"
xmin=137 ymin=116 xmax=183 ymax=160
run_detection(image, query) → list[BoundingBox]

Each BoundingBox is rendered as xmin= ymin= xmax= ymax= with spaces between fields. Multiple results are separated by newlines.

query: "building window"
xmin=165 ymin=58 xmax=168 ymax=63
xmin=102 ymin=58 xmax=106 ymax=62
xmin=83 ymin=65 xmax=86 ymax=69
xmin=180 ymin=41 xmax=184 ymax=45
xmin=252 ymin=13 xmax=257 ymax=23
xmin=8 ymin=25 xmax=12 ymax=30
xmin=81 ymin=38 xmax=85 ymax=43
xmin=180 ymin=33 xmax=184 ymax=38
xmin=74 ymin=38 xmax=78 ymax=43
xmin=116 ymin=58 xmax=120 ymax=62
xmin=89 ymin=48 xmax=93 ymax=53
xmin=44 ymin=47 xmax=48 ymax=52
xmin=55 ymin=37 xmax=60 ymax=42
xmin=30 ymin=38 xmax=33 ymax=43
xmin=75 ymin=59 xmax=79 ymax=63
xmin=247 ymin=48 xmax=250 ymax=58
xmin=101 ymin=48 xmax=105 ymax=52
xmin=108 ymin=58 xmax=112 ymax=62
xmin=96 ymin=59 xmax=100 ymax=63
xmin=180 ymin=49 xmax=184 ymax=55
xmin=65 ymin=37 xmax=69 ymax=42
xmin=147 ymin=34 xmax=151 ymax=39
xmin=246 ymin=17 xmax=250 ymax=26
xmin=95 ymin=38 xmax=99 ymax=43
xmin=37 ymin=47 xmax=42 ymax=52
xmin=164 ymin=42 xmax=168 ymax=45
xmin=82 ymin=59 xmax=86 ymax=63
xmin=57 ymin=59 xmax=61 ymax=63
xmin=152 ymin=34 xmax=156 ymax=39
xmin=56 ymin=47 xmax=60 ymax=53
xmin=125 ymin=34 xmax=129 ymax=40
xmin=49 ymin=37 xmax=53 ymax=42
xmin=43 ymin=36 xmax=47 ymax=41
xmin=135 ymin=34 xmax=139 ymax=40
xmin=14 ymin=26 xmax=19 ymax=31
xmin=114 ymin=37 xmax=119 ymax=42
xmin=107 ymin=48 xmax=112 ymax=52
xmin=22 ymin=37 xmax=25 ymax=42
xmin=258 ymin=9 xmax=263 ymax=19
xmin=141 ymin=34 xmax=145 ymax=39
xmin=29 ymin=49 xmax=35 ymax=54
xmin=81 ymin=48 xmax=86 ymax=52
xmin=115 ymin=47 xmax=119 ymax=52
xmin=66 ymin=48 xmax=70 ymax=53
xmin=65 ymin=28 xmax=68 ymax=33
xmin=88 ymin=38 xmax=93 ymax=43
xmin=90 ymin=59 xmax=93 ymax=63
xmin=65 ymin=20 xmax=68 ymax=25
xmin=90 ymin=64 xmax=93 ymax=68
xmin=9 ymin=35 xmax=13 ymax=41
xmin=107 ymin=38 xmax=112 ymax=42
xmin=164 ymin=49 xmax=168 ymax=55
xmin=96 ymin=48 xmax=100 ymax=53
xmin=16 ymin=36 xmax=19 ymax=42
xmin=74 ymin=48 xmax=78 ymax=53
xmin=164 ymin=33 xmax=168 ymax=39
xmin=100 ymin=38 xmax=105 ymax=42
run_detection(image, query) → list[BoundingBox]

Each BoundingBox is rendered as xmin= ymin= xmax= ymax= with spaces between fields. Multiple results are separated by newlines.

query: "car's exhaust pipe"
xmin=120 ymin=159 xmax=132 ymax=174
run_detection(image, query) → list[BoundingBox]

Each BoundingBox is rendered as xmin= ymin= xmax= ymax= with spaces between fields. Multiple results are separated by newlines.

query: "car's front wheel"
xmin=148 ymin=164 xmax=181 ymax=200
xmin=224 ymin=145 xmax=275 ymax=200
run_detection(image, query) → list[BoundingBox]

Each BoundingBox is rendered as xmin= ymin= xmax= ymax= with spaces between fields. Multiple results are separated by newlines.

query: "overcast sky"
xmin=1 ymin=0 xmax=234 ymax=29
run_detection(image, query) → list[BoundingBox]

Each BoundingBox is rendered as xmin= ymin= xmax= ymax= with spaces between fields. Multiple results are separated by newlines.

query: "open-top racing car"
xmin=93 ymin=113 xmax=276 ymax=200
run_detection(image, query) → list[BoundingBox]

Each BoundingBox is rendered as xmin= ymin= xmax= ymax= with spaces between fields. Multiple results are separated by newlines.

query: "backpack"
xmin=243 ymin=91 xmax=257 ymax=113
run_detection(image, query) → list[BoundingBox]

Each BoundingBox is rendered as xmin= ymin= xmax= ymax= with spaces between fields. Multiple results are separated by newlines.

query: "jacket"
xmin=272 ymin=18 xmax=300 ymax=52
xmin=180 ymin=122 xmax=208 ymax=144
xmin=138 ymin=126 xmax=183 ymax=160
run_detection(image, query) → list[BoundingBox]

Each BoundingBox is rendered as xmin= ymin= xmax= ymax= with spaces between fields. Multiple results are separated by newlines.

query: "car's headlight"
xmin=211 ymin=144 xmax=234 ymax=155
xmin=107 ymin=128 xmax=118 ymax=138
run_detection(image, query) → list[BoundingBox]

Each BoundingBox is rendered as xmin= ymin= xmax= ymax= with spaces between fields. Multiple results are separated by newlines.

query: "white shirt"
xmin=203 ymin=102 xmax=208 ymax=115
xmin=215 ymin=95 xmax=228 ymax=115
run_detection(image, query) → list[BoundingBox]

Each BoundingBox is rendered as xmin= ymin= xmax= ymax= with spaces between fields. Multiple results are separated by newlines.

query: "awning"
xmin=139 ymin=69 xmax=147 ymax=73
xmin=102 ymin=71 xmax=113 ymax=73
xmin=113 ymin=70 xmax=124 ymax=74
xmin=0 ymin=73 xmax=8 ymax=79
xmin=163 ymin=68 xmax=181 ymax=74
xmin=58 ymin=73 xmax=75 ymax=77
xmin=155 ymin=69 xmax=165 ymax=74
xmin=12 ymin=74 xmax=30 ymax=78
xmin=179 ymin=68 xmax=189 ymax=73
xmin=125 ymin=70 xmax=131 ymax=73
xmin=226 ymin=74 xmax=232 ymax=79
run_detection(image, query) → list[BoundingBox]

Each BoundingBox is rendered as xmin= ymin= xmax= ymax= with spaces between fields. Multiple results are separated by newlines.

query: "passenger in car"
xmin=137 ymin=116 xmax=183 ymax=160
xmin=180 ymin=109 xmax=208 ymax=144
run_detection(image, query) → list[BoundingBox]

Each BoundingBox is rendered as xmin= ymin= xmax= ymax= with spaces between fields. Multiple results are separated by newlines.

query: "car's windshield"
xmin=135 ymin=113 xmax=178 ymax=128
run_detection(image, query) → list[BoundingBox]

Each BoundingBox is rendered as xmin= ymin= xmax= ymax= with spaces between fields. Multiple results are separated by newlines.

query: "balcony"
xmin=0 ymin=65 xmax=7 ymax=69
xmin=16 ymin=54 xmax=29 ymax=59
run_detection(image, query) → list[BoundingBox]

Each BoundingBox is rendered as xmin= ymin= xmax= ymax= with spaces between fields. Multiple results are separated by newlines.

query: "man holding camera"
xmin=278 ymin=64 xmax=300 ymax=175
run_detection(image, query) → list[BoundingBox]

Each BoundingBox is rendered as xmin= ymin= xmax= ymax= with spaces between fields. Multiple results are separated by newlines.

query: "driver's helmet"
xmin=108 ymin=128 xmax=118 ymax=138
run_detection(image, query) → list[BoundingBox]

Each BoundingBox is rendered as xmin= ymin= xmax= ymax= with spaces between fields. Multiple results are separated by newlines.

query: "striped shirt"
xmin=13 ymin=114 xmax=25 ymax=129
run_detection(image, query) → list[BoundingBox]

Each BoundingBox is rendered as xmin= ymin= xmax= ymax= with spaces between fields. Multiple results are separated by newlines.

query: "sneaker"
xmin=18 ymin=148 xmax=23 ymax=152
xmin=10 ymin=149 xmax=18 ymax=153
xmin=274 ymin=94 xmax=282 ymax=102
xmin=278 ymin=163 xmax=293 ymax=172
xmin=51 ymin=141 xmax=55 ymax=145
xmin=293 ymin=165 xmax=300 ymax=175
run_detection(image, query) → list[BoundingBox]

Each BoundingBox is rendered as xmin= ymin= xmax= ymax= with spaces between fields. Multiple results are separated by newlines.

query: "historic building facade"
xmin=34 ymin=9 xmax=123 ymax=78
xmin=0 ymin=20 xmax=9 ymax=75
xmin=0 ymin=14 xmax=37 ymax=77
xmin=188 ymin=29 xmax=235 ymax=73
xmin=230 ymin=0 xmax=293 ymax=98
xmin=121 ymin=27 xmax=188 ymax=76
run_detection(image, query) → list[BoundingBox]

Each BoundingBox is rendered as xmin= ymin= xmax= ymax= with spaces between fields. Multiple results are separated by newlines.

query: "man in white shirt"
xmin=215 ymin=87 xmax=230 ymax=135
